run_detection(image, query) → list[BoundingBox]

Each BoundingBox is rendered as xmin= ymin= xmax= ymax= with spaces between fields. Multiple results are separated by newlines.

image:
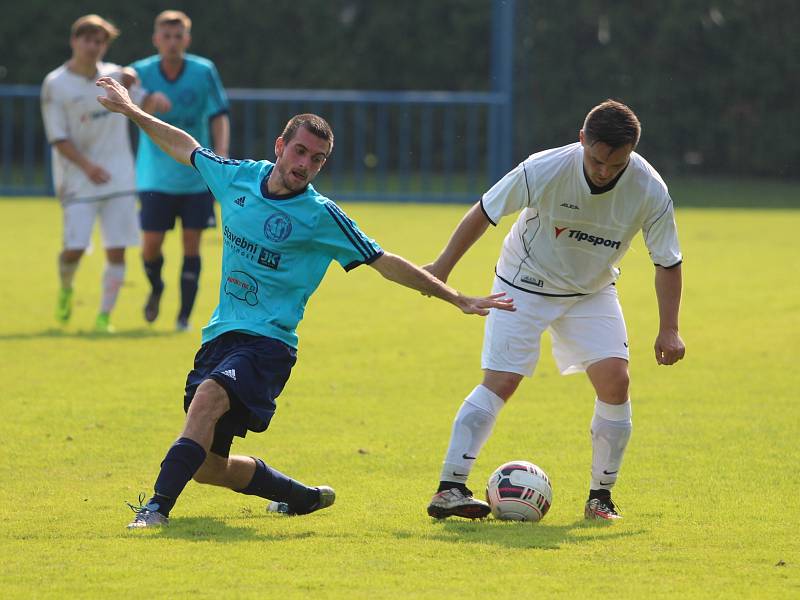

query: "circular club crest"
xmin=178 ymin=89 xmax=197 ymax=106
xmin=264 ymin=212 xmax=293 ymax=242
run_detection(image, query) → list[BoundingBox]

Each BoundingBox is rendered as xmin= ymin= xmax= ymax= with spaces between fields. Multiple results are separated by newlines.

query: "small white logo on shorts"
xmin=221 ymin=369 xmax=237 ymax=380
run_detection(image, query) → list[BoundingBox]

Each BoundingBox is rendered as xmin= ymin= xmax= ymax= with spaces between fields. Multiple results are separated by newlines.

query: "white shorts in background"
xmin=481 ymin=276 xmax=629 ymax=377
xmin=62 ymin=194 xmax=140 ymax=250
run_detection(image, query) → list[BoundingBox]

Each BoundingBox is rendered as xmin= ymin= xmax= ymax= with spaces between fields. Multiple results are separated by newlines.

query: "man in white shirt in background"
xmin=425 ymin=99 xmax=686 ymax=521
xmin=41 ymin=14 xmax=154 ymax=332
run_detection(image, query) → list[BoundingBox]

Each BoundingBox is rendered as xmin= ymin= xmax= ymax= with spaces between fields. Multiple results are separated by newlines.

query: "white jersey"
xmin=482 ymin=142 xmax=682 ymax=295
xmin=41 ymin=62 xmax=138 ymax=202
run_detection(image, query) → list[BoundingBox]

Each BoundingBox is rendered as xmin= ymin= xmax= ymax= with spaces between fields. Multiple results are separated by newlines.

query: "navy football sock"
xmin=143 ymin=255 xmax=165 ymax=294
xmin=178 ymin=256 xmax=201 ymax=321
xmin=437 ymin=481 xmax=469 ymax=494
xmin=238 ymin=458 xmax=319 ymax=513
xmin=149 ymin=437 xmax=207 ymax=516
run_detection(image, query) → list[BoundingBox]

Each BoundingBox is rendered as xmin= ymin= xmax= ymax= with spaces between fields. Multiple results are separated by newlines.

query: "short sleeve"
xmin=40 ymin=78 xmax=68 ymax=143
xmin=317 ymin=201 xmax=384 ymax=271
xmin=643 ymin=193 xmax=682 ymax=267
xmin=480 ymin=160 xmax=531 ymax=225
xmin=191 ymin=147 xmax=242 ymax=199
xmin=206 ymin=63 xmax=229 ymax=119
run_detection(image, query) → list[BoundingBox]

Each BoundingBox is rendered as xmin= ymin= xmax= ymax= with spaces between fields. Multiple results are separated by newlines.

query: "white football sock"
xmin=440 ymin=385 xmax=505 ymax=485
xmin=590 ymin=397 xmax=632 ymax=491
xmin=58 ymin=255 xmax=79 ymax=290
xmin=100 ymin=263 xmax=126 ymax=314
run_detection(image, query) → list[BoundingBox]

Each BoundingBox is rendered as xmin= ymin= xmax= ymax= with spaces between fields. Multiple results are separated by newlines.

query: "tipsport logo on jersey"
xmin=223 ymin=226 xmax=281 ymax=270
xmin=554 ymin=226 xmax=622 ymax=250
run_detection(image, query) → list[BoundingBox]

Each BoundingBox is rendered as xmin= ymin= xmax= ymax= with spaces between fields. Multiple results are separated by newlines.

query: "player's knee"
xmin=188 ymin=380 xmax=230 ymax=422
xmin=594 ymin=365 xmax=629 ymax=403
xmin=482 ymin=372 xmax=522 ymax=401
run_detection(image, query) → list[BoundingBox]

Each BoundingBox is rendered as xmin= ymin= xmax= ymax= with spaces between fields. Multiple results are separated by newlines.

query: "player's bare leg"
xmin=142 ymin=231 xmax=166 ymax=323
xmin=56 ymin=249 xmax=83 ymax=323
xmin=584 ymin=358 xmax=631 ymax=520
xmin=194 ymin=453 xmax=335 ymax=516
xmin=128 ymin=379 xmax=229 ymax=528
xmin=177 ymin=228 xmax=202 ymax=331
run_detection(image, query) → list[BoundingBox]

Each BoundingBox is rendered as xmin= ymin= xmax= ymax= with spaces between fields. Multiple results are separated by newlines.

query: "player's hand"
xmin=96 ymin=76 xmax=134 ymax=114
xmin=147 ymin=92 xmax=172 ymax=113
xmin=84 ymin=162 xmax=111 ymax=184
xmin=654 ymin=329 xmax=685 ymax=365
xmin=120 ymin=68 xmax=138 ymax=89
xmin=455 ymin=292 xmax=515 ymax=316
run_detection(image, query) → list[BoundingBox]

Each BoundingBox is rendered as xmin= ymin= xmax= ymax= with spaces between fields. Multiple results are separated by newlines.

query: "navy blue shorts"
xmin=140 ymin=191 xmax=217 ymax=232
xmin=184 ymin=332 xmax=297 ymax=457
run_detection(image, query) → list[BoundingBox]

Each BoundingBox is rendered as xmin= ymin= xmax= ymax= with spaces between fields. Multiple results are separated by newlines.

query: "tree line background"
xmin=1 ymin=0 xmax=797 ymax=179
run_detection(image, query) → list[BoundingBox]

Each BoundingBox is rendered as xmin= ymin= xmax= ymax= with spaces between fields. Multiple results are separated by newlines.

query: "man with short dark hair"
xmin=425 ymin=99 xmax=686 ymax=521
xmin=41 ymin=14 xmax=141 ymax=333
xmin=130 ymin=10 xmax=230 ymax=331
xmin=95 ymin=76 xmax=515 ymax=528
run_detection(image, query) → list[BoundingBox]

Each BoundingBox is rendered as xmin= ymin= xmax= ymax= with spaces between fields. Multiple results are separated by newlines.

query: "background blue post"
xmin=490 ymin=0 xmax=515 ymax=186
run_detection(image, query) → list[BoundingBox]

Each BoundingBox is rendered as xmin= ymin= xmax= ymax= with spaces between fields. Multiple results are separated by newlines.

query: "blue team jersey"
xmin=191 ymin=147 xmax=384 ymax=348
xmin=131 ymin=54 xmax=229 ymax=193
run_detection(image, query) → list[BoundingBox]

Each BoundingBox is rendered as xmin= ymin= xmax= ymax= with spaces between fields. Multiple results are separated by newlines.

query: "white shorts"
xmin=62 ymin=194 xmax=140 ymax=250
xmin=481 ymin=276 xmax=629 ymax=376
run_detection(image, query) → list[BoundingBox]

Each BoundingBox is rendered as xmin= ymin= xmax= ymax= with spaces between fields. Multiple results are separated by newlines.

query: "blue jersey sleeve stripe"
xmin=343 ymin=249 xmax=384 ymax=272
xmin=323 ymin=203 xmax=372 ymax=260
xmin=190 ymin=146 xmax=202 ymax=168
xmin=324 ymin=202 xmax=379 ymax=258
xmin=323 ymin=203 xmax=370 ymax=259
xmin=207 ymin=67 xmax=229 ymax=111
xmin=195 ymin=147 xmax=242 ymax=166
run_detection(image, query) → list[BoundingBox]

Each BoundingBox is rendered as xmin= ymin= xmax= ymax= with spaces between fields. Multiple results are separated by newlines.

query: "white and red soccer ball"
xmin=486 ymin=460 xmax=553 ymax=522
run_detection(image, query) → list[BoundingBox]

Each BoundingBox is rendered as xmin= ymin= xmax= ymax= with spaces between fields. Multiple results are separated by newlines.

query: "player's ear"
xmin=274 ymin=136 xmax=284 ymax=159
xmin=184 ymin=32 xmax=192 ymax=49
xmin=579 ymin=129 xmax=585 ymax=145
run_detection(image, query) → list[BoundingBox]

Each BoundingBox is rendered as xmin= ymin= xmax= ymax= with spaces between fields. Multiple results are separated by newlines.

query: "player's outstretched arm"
xmin=424 ymin=201 xmax=491 ymax=282
xmin=95 ymin=76 xmax=198 ymax=166
xmin=370 ymin=252 xmax=514 ymax=316
xmin=654 ymin=264 xmax=686 ymax=365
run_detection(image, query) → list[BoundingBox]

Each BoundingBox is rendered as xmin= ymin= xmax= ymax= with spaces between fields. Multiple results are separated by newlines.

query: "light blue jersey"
xmin=191 ymin=147 xmax=384 ymax=348
xmin=131 ymin=54 xmax=229 ymax=193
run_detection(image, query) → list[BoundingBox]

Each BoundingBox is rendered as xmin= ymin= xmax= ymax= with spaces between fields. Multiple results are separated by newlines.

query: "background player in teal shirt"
xmin=97 ymin=75 xmax=515 ymax=528
xmin=131 ymin=10 xmax=230 ymax=330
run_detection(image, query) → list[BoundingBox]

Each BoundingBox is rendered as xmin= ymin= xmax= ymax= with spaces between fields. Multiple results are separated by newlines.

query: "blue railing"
xmin=0 ymin=84 xmax=510 ymax=202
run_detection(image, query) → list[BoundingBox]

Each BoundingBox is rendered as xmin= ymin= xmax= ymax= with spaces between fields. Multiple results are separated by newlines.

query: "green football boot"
xmin=56 ymin=287 xmax=73 ymax=324
xmin=94 ymin=312 xmax=116 ymax=334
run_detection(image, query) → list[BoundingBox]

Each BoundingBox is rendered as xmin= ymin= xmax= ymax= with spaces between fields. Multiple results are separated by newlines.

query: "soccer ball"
xmin=486 ymin=460 xmax=553 ymax=522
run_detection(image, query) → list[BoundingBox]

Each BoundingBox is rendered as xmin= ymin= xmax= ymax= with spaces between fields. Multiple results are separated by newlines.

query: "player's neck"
xmin=265 ymin=170 xmax=291 ymax=196
xmin=160 ymin=56 xmax=185 ymax=78
xmin=67 ymin=58 xmax=98 ymax=79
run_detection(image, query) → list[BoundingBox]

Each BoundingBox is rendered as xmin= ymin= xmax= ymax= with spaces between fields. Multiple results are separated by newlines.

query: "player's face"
xmin=272 ymin=127 xmax=331 ymax=193
xmin=580 ymin=130 xmax=633 ymax=187
xmin=153 ymin=24 xmax=190 ymax=61
xmin=70 ymin=32 xmax=109 ymax=65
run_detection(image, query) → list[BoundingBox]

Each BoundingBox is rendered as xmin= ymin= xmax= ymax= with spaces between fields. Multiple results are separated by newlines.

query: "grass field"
xmin=1 ymin=186 xmax=798 ymax=598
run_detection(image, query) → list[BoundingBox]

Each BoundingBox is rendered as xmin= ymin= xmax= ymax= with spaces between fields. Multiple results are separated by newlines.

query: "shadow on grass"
xmin=397 ymin=518 xmax=643 ymax=550
xmin=149 ymin=516 xmax=324 ymax=543
xmin=0 ymin=327 xmax=179 ymax=341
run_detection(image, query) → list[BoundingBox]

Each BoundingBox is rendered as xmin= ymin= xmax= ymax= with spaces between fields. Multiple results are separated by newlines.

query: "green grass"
xmin=0 ymin=189 xmax=798 ymax=599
